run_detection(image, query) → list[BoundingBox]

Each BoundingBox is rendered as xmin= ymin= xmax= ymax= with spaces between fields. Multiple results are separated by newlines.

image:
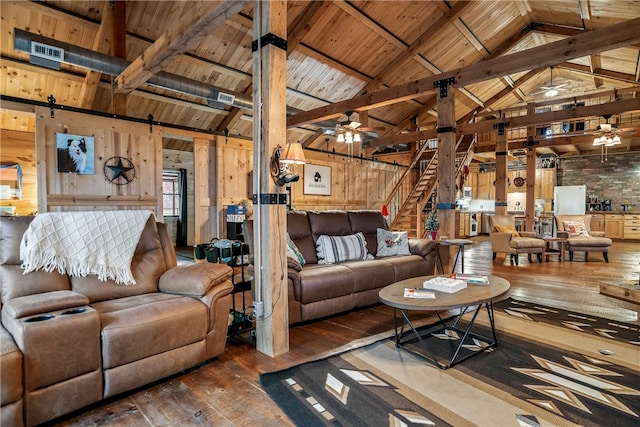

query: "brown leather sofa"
xmin=0 ymin=215 xmax=233 ymax=427
xmin=286 ymin=210 xmax=439 ymax=324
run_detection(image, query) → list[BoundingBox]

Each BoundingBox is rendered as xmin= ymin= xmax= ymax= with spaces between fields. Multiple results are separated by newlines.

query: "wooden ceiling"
xmin=2 ymin=1 xmax=640 ymax=162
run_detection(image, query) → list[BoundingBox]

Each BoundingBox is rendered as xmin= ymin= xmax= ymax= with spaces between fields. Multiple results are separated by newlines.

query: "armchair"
xmin=554 ymin=215 xmax=612 ymax=262
xmin=488 ymin=214 xmax=546 ymax=265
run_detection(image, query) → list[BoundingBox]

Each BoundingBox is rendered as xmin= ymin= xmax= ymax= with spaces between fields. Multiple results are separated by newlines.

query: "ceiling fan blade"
xmin=359 ymin=126 xmax=385 ymax=131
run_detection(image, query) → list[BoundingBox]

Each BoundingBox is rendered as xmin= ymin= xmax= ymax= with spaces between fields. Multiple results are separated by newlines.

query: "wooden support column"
xmin=494 ymin=124 xmax=508 ymax=215
xmin=436 ymin=81 xmax=456 ymax=271
xmin=111 ymin=0 xmax=127 ymax=115
xmin=252 ymin=0 xmax=289 ymax=357
xmin=525 ymin=103 xmax=537 ymax=231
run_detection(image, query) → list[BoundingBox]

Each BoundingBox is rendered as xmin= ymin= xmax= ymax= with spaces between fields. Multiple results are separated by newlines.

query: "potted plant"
xmin=426 ymin=210 xmax=439 ymax=240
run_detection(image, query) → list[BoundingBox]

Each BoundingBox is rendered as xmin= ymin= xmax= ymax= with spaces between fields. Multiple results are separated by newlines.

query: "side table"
xmin=540 ymin=236 xmax=568 ymax=262
xmin=439 ymin=239 xmax=473 ymax=274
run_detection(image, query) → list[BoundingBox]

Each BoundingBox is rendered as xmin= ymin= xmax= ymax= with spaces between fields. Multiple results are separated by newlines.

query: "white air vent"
xmin=31 ymin=42 xmax=64 ymax=62
xmin=216 ymin=92 xmax=235 ymax=105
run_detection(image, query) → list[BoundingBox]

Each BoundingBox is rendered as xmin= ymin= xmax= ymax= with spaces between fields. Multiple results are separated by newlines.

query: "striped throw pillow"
xmin=316 ymin=232 xmax=373 ymax=265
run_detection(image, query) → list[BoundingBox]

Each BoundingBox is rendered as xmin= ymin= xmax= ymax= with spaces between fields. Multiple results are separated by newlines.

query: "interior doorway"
xmin=162 ymin=135 xmax=195 ymax=246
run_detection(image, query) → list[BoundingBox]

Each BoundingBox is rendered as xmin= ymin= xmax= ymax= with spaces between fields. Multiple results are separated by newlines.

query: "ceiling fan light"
xmin=612 ymin=135 xmax=621 ymax=144
xmin=345 ymin=131 xmax=353 ymax=144
xmin=336 ymin=133 xmax=345 ymax=143
xmin=593 ymin=137 xmax=601 ymax=145
xmin=545 ymin=88 xmax=558 ymax=97
xmin=353 ymin=133 xmax=361 ymax=143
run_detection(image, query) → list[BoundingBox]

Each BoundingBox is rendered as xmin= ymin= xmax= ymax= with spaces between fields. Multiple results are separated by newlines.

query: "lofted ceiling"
xmin=1 ymin=0 xmax=640 ymax=162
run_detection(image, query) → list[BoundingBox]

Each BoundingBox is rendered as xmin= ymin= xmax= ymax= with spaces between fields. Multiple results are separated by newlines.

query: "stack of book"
xmin=448 ymin=274 xmax=490 ymax=284
xmin=422 ymin=277 xmax=467 ymax=294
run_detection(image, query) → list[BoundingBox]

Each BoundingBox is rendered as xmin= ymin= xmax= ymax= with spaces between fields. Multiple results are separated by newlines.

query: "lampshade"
xmin=336 ymin=133 xmax=345 ymax=143
xmin=280 ymin=141 xmax=306 ymax=164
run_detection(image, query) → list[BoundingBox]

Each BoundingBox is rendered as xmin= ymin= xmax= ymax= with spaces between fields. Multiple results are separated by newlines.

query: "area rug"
xmin=260 ymin=298 xmax=640 ymax=426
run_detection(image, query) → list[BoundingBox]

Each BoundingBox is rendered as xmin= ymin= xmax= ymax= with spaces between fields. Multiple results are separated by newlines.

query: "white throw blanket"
xmin=20 ymin=210 xmax=154 ymax=285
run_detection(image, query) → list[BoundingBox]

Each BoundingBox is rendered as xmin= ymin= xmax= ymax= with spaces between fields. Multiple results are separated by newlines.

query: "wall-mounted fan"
xmin=532 ymin=67 xmax=568 ymax=97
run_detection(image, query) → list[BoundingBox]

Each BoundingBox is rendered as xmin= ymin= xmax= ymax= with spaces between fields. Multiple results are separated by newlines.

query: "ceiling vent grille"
xmin=31 ymin=42 xmax=64 ymax=61
xmin=29 ymin=41 xmax=64 ymax=70
xmin=216 ymin=92 xmax=235 ymax=105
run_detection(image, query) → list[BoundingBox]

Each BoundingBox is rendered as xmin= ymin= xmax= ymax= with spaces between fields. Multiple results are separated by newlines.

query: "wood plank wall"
xmin=34 ymin=107 xmax=163 ymax=214
xmin=1 ymin=106 xmax=403 ymax=243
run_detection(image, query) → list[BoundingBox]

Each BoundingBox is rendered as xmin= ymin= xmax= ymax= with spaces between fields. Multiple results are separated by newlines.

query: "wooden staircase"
xmin=386 ymin=133 xmax=476 ymax=238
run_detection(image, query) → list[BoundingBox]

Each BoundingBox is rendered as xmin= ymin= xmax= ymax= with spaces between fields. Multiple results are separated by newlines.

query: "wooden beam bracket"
xmin=493 ymin=122 xmax=510 ymax=135
xmin=253 ymin=193 xmax=288 ymax=205
xmin=433 ymin=77 xmax=456 ymax=97
xmin=495 ymin=151 xmax=508 ymax=156
xmin=436 ymin=203 xmax=456 ymax=210
xmin=437 ymin=125 xmax=456 ymax=133
xmin=523 ymin=136 xmax=539 ymax=151
xmin=252 ymin=33 xmax=287 ymax=52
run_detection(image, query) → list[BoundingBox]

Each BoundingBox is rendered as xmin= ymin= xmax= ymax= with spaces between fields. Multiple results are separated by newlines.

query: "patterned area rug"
xmin=260 ymin=298 xmax=640 ymax=426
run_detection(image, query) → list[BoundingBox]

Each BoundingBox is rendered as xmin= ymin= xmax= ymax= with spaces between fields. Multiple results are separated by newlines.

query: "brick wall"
xmin=557 ymin=152 xmax=640 ymax=210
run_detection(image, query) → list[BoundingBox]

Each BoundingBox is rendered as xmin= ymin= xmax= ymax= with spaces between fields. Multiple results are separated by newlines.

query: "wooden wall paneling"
xmin=193 ymin=136 xmax=217 ymax=244
xmin=35 ymin=107 xmax=160 ymax=212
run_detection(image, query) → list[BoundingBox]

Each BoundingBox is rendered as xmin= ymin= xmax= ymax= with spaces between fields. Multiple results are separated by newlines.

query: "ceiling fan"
xmin=323 ymin=111 xmax=383 ymax=143
xmin=591 ymin=114 xmax=636 ymax=161
xmin=532 ymin=67 xmax=569 ymax=97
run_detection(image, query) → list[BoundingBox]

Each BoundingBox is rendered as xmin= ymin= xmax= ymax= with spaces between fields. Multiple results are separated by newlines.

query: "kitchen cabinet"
xmin=604 ymin=214 xmax=624 ymax=239
xmin=534 ymin=168 xmax=555 ymax=199
xmin=476 ymin=172 xmax=495 ymax=199
xmin=590 ymin=214 xmax=604 ymax=232
xmin=455 ymin=212 xmax=470 ymax=238
xmin=624 ymin=214 xmax=640 ymax=240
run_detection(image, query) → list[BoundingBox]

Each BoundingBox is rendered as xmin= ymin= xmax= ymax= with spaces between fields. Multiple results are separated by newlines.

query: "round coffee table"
xmin=379 ymin=275 xmax=510 ymax=369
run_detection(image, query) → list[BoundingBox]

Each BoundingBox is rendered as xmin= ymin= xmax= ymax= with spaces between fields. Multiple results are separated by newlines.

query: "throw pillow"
xmin=495 ymin=225 xmax=520 ymax=237
xmin=316 ymin=232 xmax=374 ymax=264
xmin=376 ymin=228 xmax=411 ymax=257
xmin=563 ymin=220 xmax=589 ymax=237
xmin=286 ymin=233 xmax=306 ymax=265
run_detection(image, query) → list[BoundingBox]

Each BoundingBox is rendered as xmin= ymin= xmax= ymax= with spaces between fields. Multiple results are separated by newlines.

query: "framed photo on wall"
xmin=303 ymin=164 xmax=331 ymax=195
xmin=56 ymin=133 xmax=95 ymax=174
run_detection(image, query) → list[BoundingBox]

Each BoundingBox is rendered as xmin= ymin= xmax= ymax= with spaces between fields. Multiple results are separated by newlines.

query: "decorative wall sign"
xmin=56 ymin=133 xmax=95 ymax=174
xmin=303 ymin=164 xmax=331 ymax=195
xmin=103 ymin=156 xmax=136 ymax=185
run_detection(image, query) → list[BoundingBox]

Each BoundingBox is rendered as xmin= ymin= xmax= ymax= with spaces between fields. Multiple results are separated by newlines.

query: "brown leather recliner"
xmin=555 ymin=214 xmax=612 ymax=262
xmin=488 ymin=214 xmax=546 ymax=265
xmin=0 ymin=214 xmax=233 ymax=427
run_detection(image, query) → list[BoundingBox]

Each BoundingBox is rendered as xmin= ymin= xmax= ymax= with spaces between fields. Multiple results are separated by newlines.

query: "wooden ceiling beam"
xmin=333 ymin=1 xmax=406 ymax=51
xmin=287 ymin=1 xmax=330 ymax=55
xmin=462 ymin=97 xmax=640 ymax=135
xmin=361 ymin=1 xmax=471 ymax=93
xmin=556 ymin=62 xmax=639 ymax=85
xmin=78 ymin=2 xmax=113 ymax=110
xmin=288 ymin=18 xmax=640 ymax=128
xmin=114 ymin=0 xmax=249 ymax=94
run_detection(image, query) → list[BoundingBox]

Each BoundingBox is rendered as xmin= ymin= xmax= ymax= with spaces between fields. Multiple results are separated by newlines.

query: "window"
xmin=162 ymin=171 xmax=181 ymax=217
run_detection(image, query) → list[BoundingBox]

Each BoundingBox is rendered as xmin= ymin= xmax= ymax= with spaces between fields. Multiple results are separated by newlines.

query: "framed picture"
xmin=56 ymin=133 xmax=95 ymax=174
xmin=303 ymin=164 xmax=331 ymax=195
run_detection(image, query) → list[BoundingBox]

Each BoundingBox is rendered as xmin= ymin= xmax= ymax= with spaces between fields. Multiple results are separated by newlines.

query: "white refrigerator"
xmin=553 ymin=185 xmax=586 ymax=215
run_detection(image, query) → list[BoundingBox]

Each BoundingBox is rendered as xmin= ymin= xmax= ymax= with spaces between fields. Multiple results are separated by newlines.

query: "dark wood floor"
xmin=55 ymin=237 xmax=640 ymax=426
